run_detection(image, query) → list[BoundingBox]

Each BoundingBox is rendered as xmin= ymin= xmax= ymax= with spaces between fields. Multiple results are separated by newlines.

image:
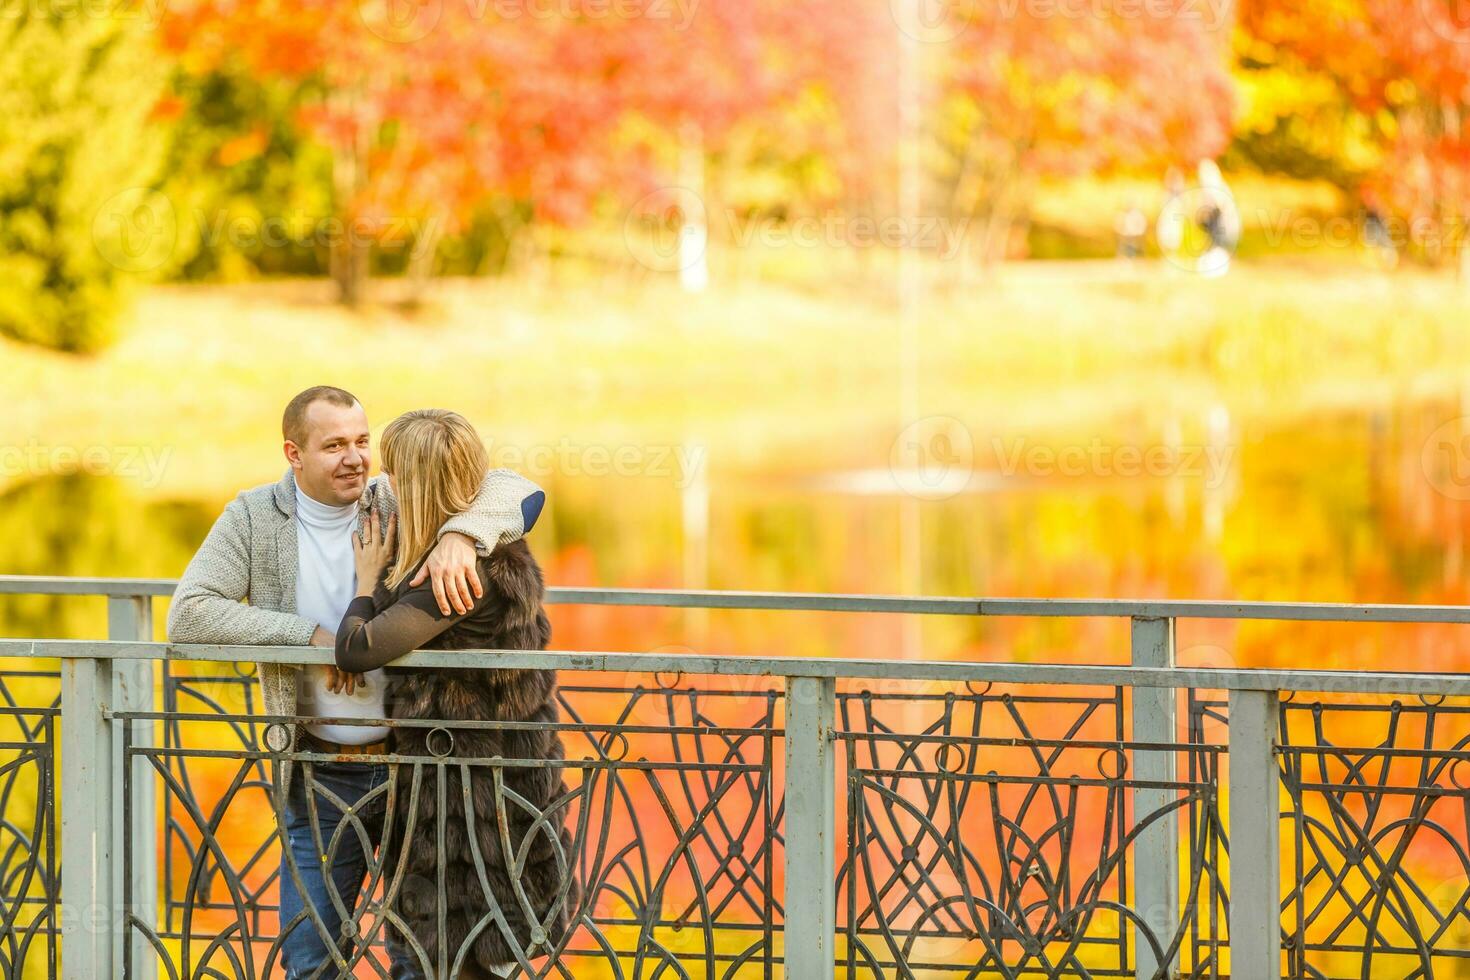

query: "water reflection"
xmin=0 ymin=475 xmax=215 ymax=640
xmin=3 ymin=398 xmax=1470 ymax=674
xmin=7 ymin=401 xmax=1469 ymax=979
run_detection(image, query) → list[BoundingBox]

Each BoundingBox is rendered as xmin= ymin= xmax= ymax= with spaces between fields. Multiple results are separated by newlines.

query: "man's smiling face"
xmin=286 ymin=399 xmax=371 ymax=506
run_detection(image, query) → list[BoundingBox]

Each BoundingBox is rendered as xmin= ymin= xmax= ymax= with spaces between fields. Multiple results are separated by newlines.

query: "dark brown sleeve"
xmin=334 ymin=566 xmax=489 ymax=673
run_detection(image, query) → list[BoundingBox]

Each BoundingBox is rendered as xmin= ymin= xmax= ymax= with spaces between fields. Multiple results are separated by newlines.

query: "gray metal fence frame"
xmin=2 ymin=575 xmax=1469 ymax=979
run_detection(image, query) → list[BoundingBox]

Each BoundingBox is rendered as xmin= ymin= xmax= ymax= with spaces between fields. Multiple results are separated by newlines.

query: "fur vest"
xmin=375 ymin=539 xmax=580 ymax=974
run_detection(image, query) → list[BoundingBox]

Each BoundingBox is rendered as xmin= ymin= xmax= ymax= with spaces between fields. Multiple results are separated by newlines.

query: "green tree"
xmin=0 ymin=12 xmax=170 ymax=352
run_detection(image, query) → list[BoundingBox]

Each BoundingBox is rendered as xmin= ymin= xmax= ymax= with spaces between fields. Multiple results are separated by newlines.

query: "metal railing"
xmin=0 ymin=575 xmax=1467 ymax=978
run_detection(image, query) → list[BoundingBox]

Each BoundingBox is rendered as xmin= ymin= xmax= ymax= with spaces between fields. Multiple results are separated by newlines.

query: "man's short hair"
xmin=282 ymin=386 xmax=360 ymax=447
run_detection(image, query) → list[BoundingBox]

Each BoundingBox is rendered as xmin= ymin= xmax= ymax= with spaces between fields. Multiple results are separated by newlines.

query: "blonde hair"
xmin=380 ymin=409 xmax=489 ymax=590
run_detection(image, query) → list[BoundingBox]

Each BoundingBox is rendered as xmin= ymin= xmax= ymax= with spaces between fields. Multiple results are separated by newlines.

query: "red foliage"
xmin=1241 ymin=0 xmax=1470 ymax=226
xmin=948 ymin=0 xmax=1235 ymax=176
xmin=160 ymin=0 xmax=1235 ymax=237
xmin=161 ymin=0 xmax=902 ymax=225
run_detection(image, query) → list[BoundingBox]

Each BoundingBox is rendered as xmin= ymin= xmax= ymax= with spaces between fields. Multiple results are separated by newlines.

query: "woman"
xmin=335 ymin=409 xmax=578 ymax=978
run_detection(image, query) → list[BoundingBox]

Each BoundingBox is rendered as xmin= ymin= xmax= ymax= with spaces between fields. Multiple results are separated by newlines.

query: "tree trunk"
xmin=406 ymin=210 xmax=446 ymax=305
xmin=677 ymin=119 xmax=709 ymax=294
xmin=330 ymin=232 xmax=370 ymax=306
xmin=330 ymin=92 xmax=371 ymax=307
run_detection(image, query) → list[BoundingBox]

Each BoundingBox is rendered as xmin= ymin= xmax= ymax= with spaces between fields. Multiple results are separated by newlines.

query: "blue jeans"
xmin=278 ymin=760 xmax=423 ymax=979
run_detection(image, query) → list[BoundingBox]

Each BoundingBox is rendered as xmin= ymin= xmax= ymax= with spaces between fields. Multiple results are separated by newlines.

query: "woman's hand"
xmin=353 ymin=511 xmax=396 ymax=596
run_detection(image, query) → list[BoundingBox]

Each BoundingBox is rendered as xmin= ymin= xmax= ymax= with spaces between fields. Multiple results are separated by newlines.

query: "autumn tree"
xmin=157 ymin=0 xmax=1244 ymax=296
xmin=611 ymin=0 xmax=900 ymax=287
xmin=0 ymin=11 xmax=170 ymax=351
xmin=1238 ymin=0 xmax=1470 ymax=264
xmin=162 ymin=0 xmax=645 ymax=303
xmin=937 ymin=1 xmax=1236 ymax=262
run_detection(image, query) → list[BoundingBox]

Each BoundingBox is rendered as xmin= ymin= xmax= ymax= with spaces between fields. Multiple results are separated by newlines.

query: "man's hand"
xmin=412 ymin=531 xmax=484 ymax=616
xmin=310 ymin=626 xmax=362 ymax=694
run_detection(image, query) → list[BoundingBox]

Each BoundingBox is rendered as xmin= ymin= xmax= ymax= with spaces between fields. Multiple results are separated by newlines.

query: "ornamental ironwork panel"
xmin=0 ymin=667 xmax=58 ymax=980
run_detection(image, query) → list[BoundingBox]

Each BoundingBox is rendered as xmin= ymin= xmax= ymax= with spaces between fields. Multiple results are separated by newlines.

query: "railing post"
xmin=1227 ymin=689 xmax=1282 ymax=980
xmin=784 ymin=674 xmax=836 ymax=980
xmin=1131 ymin=616 xmax=1178 ymax=979
xmin=60 ymin=654 xmax=116 ymax=980
xmin=109 ymin=595 xmax=157 ymax=980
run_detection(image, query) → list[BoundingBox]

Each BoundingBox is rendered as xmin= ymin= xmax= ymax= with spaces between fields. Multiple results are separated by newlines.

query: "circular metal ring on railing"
xmin=965 ymin=680 xmax=993 ymax=698
xmin=1419 ymin=693 xmax=1447 ymax=708
xmin=934 ymin=742 xmax=966 ymax=775
xmin=655 ymin=670 xmax=682 ymax=690
xmin=1451 ymin=759 xmax=1470 ymax=792
xmin=1097 ymin=748 xmax=1128 ymax=781
xmin=1280 ymin=691 xmax=1297 ymax=704
xmin=597 ymin=731 xmax=629 ymax=763
xmin=426 ymin=727 xmax=455 ymax=758
xmin=232 ymin=660 xmax=257 ymax=678
xmin=263 ymin=723 xmax=291 ymax=754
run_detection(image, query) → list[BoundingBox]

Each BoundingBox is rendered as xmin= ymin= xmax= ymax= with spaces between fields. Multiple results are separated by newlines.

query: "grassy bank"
xmin=7 ymin=257 xmax=1470 ymax=499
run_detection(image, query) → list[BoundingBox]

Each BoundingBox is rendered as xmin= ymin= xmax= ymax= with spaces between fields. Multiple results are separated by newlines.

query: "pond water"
xmin=5 ymin=393 xmax=1469 ymax=676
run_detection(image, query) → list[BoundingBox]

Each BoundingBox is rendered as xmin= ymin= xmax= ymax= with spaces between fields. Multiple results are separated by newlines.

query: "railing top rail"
xmin=1 ymin=638 xmax=1468 ymax=696
xmin=3 ymin=575 xmax=1470 ymax=624
xmin=0 ymin=575 xmax=178 ymax=597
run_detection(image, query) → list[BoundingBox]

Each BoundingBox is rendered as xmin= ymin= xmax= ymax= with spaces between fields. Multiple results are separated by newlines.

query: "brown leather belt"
xmin=298 ymin=729 xmax=389 ymax=757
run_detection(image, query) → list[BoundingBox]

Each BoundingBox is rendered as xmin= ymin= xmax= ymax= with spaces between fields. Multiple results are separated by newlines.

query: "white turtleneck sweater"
xmin=293 ymin=484 xmax=389 ymax=744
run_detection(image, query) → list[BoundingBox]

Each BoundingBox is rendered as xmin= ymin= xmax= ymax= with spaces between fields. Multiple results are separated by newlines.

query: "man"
xmin=167 ymin=385 xmax=545 ymax=979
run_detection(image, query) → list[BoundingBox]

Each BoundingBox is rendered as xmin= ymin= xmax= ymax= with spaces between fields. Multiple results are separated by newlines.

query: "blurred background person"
xmin=1195 ymin=160 xmax=1240 ymax=278
xmin=1115 ymin=198 xmax=1148 ymax=261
